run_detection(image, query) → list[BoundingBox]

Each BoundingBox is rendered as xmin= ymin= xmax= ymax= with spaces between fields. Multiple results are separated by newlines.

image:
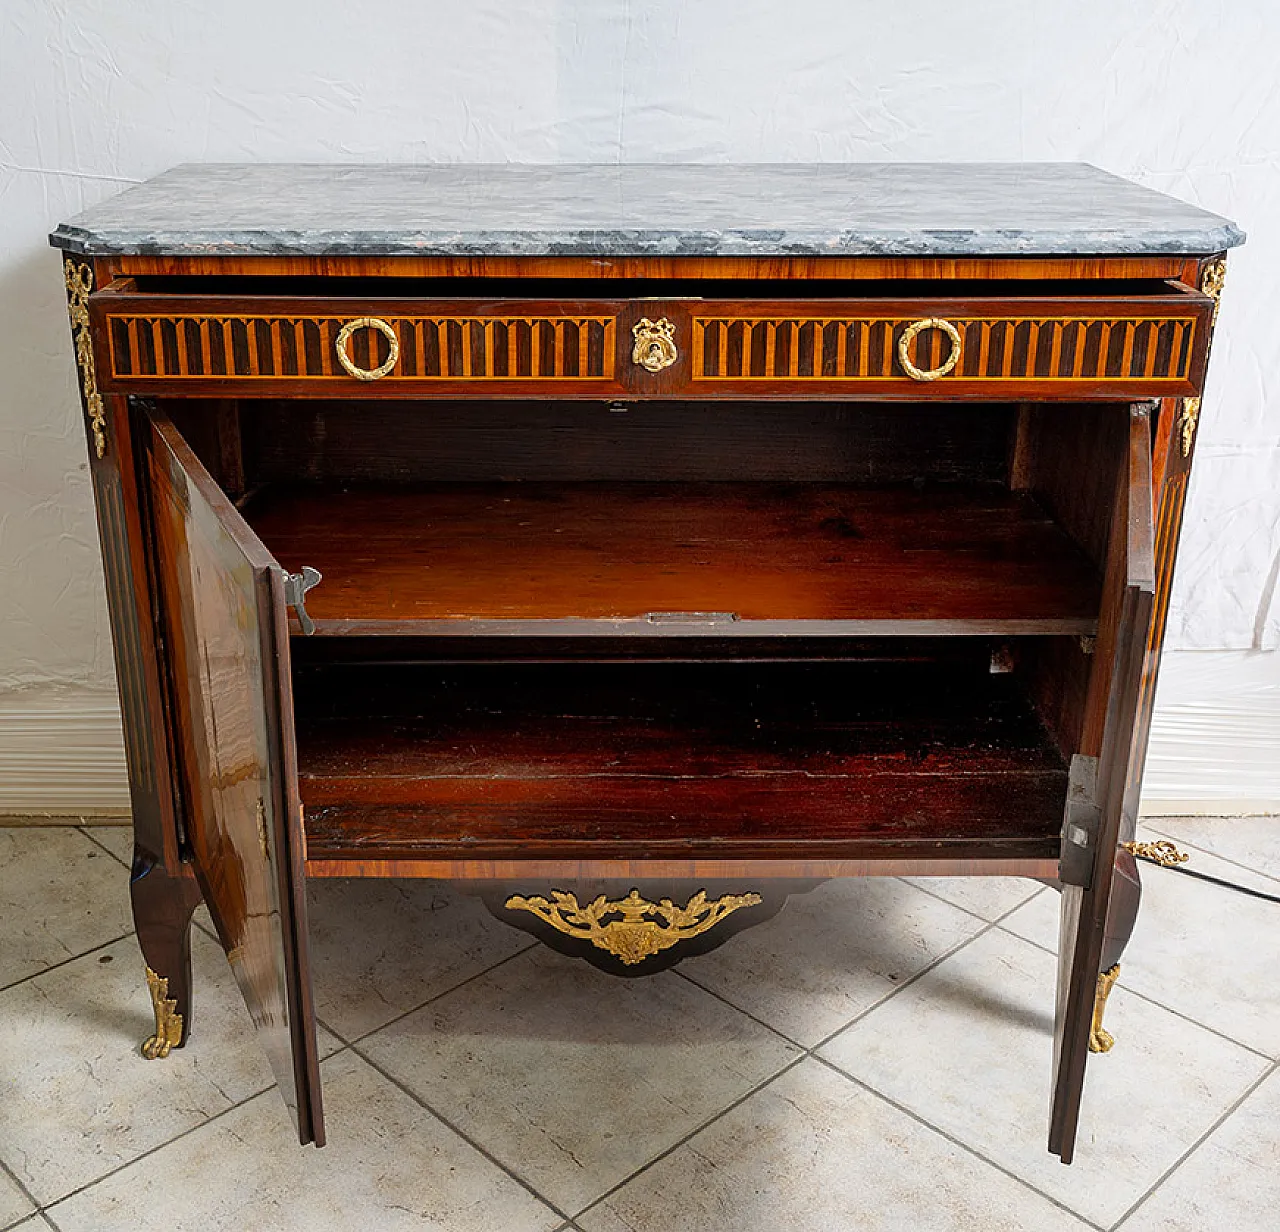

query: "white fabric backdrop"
xmin=1 ymin=0 xmax=1276 ymax=810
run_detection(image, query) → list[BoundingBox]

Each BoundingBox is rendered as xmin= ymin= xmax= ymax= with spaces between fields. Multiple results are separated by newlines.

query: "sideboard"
xmin=50 ymin=163 xmax=1243 ymax=1162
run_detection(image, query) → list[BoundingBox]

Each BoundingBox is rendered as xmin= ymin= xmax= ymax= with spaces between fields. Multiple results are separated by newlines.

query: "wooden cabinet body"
xmin=51 ymin=163 xmax=1241 ymax=1164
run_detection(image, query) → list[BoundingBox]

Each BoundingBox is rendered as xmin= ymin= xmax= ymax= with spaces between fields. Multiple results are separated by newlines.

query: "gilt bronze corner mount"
xmin=63 ymin=258 xmax=107 ymax=459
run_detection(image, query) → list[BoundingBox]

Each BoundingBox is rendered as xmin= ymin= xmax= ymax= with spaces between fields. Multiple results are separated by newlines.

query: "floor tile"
xmin=306 ymin=878 xmax=532 ymax=1041
xmin=0 ymin=1169 xmax=34 ymax=1229
xmin=81 ymin=826 xmax=133 ymax=867
xmin=820 ymin=929 xmax=1269 ymax=1227
xmin=4 ymin=1218 xmax=51 ymax=1232
xmin=360 ymin=946 xmax=800 ymax=1214
xmin=192 ymin=903 xmax=216 ymax=938
xmin=680 ymin=878 xmax=985 ymax=1046
xmin=1119 ymin=1064 xmax=1280 ymax=1232
xmin=997 ymin=883 xmax=1081 ymax=953
xmin=903 ymin=875 xmax=1046 ymax=921
xmin=0 ymin=929 xmax=336 ymax=1205
xmin=1145 ymin=815 xmax=1280 ymax=882
xmin=579 ymin=1058 xmax=1091 ymax=1232
xmin=1002 ymin=842 xmax=1280 ymax=1057
xmin=0 ymin=818 xmax=97 ymax=826
xmin=47 ymin=1050 xmax=559 ymax=1232
xmin=0 ymin=828 xmax=132 ymax=989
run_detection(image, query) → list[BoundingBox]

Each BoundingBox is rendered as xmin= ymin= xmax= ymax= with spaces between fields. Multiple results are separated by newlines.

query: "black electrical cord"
xmin=1124 ymin=841 xmax=1280 ymax=905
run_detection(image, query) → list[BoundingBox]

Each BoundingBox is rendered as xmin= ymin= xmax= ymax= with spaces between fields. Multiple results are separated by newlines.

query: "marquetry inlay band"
xmin=691 ymin=315 xmax=1198 ymax=383
xmin=104 ymin=313 xmax=617 ymax=382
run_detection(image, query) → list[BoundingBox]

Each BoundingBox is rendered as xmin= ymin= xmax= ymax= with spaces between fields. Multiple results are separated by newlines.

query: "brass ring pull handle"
xmin=632 ymin=317 xmax=679 ymax=372
xmin=335 ymin=317 xmax=399 ymax=381
xmin=897 ymin=317 xmax=963 ymax=382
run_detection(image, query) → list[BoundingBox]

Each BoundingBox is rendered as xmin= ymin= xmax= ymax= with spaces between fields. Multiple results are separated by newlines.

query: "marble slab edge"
xmin=48 ymin=222 xmax=1246 ymax=258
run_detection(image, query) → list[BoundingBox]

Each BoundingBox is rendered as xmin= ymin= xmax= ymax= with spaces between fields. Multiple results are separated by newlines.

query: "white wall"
xmin=1 ymin=0 xmax=1277 ymax=813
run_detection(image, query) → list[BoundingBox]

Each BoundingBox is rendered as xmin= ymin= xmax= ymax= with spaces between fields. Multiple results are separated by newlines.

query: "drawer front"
xmin=687 ymin=294 xmax=1211 ymax=399
xmin=90 ymin=284 xmax=1211 ymax=400
xmin=91 ymin=292 xmax=629 ymax=397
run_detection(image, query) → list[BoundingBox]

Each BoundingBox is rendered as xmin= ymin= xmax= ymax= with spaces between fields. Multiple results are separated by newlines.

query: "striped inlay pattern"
xmin=106 ymin=315 xmax=617 ymax=381
xmin=692 ymin=316 xmax=1198 ymax=383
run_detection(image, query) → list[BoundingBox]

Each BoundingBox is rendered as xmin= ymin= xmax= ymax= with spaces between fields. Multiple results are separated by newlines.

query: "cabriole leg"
xmin=129 ymin=848 xmax=203 ymax=1058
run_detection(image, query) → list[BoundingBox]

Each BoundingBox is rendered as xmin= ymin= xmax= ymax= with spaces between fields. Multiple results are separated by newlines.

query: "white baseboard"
xmin=0 ymin=695 xmax=130 ymax=817
xmin=1 ymin=650 xmax=1276 ymax=819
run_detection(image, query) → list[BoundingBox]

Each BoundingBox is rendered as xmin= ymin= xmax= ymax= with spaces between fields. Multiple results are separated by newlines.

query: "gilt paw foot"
xmin=141 ymin=965 xmax=184 ymax=1059
xmin=1089 ymin=963 xmax=1120 ymax=1053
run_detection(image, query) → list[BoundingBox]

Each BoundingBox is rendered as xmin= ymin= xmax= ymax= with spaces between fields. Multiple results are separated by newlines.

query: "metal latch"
xmin=1059 ymin=754 xmax=1101 ymax=888
xmin=282 ymin=566 xmax=322 ymax=636
xmin=644 ymin=611 xmax=739 ymax=625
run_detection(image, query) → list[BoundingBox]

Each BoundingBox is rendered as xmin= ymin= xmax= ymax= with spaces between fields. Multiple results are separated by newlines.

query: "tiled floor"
xmin=1 ymin=818 xmax=1276 ymax=1231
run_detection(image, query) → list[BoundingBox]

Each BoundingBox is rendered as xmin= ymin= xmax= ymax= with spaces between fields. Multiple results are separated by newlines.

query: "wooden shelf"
xmin=296 ymin=660 xmax=1069 ymax=864
xmin=249 ymin=482 xmax=1101 ymax=636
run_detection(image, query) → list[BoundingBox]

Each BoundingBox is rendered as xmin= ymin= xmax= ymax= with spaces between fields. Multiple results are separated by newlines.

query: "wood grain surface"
xmin=247 ymin=481 xmax=1103 ymax=636
xmin=293 ymin=659 xmax=1068 ymax=863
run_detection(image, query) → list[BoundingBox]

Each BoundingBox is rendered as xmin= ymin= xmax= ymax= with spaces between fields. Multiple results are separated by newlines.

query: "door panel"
xmin=144 ymin=406 xmax=323 ymax=1146
xmin=1049 ymin=406 xmax=1155 ymax=1162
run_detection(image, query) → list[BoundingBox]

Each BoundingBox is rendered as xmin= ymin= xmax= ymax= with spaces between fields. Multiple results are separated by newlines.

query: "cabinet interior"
xmin=154 ymin=394 xmax=1133 ymax=864
xmin=291 ymin=654 xmax=1069 ymax=864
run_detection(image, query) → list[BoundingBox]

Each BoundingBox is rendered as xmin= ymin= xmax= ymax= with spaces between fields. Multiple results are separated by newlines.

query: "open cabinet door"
xmin=1049 ymin=405 xmax=1156 ymax=1163
xmin=142 ymin=405 xmax=324 ymax=1146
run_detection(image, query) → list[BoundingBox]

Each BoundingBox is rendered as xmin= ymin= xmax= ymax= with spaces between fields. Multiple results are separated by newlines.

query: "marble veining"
xmin=48 ymin=163 xmax=1244 ymax=258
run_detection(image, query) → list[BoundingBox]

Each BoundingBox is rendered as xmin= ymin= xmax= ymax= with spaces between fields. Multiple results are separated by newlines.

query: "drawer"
xmin=684 ymin=287 xmax=1212 ymax=399
xmin=90 ymin=279 xmax=1212 ymax=400
xmin=91 ymin=284 xmax=632 ymax=398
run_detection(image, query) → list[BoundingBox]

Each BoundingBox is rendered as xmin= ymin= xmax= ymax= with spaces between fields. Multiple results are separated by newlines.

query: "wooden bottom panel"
xmin=295 ymin=660 xmax=1068 ymax=864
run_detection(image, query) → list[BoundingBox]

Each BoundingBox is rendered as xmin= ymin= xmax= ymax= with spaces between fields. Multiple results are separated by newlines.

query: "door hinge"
xmin=1059 ymin=755 xmax=1101 ymax=888
xmin=282 ymin=566 xmax=322 ymax=636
